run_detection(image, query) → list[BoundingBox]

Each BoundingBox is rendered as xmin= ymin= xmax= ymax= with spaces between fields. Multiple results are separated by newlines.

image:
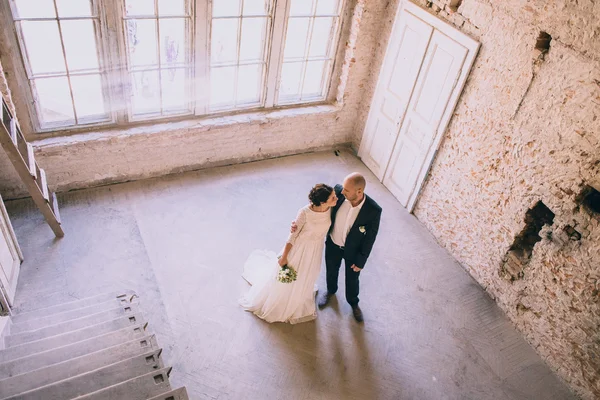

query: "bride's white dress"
xmin=239 ymin=205 xmax=331 ymax=324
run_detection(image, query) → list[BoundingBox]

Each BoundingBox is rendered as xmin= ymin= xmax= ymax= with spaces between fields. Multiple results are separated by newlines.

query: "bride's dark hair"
xmin=309 ymin=184 xmax=334 ymax=206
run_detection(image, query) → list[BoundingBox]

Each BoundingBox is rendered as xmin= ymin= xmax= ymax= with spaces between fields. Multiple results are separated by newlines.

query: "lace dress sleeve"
xmin=286 ymin=207 xmax=307 ymax=246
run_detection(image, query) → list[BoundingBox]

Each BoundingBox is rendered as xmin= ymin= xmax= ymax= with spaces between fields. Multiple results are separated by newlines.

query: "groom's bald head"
xmin=345 ymin=172 xmax=366 ymax=190
xmin=342 ymin=172 xmax=366 ymax=203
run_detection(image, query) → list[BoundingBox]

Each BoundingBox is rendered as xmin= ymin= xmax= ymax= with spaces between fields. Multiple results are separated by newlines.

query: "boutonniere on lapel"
xmin=359 ymin=226 xmax=366 ymax=234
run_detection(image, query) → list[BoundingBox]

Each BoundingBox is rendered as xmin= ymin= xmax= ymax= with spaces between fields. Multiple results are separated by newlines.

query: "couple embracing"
xmin=240 ymin=173 xmax=382 ymax=324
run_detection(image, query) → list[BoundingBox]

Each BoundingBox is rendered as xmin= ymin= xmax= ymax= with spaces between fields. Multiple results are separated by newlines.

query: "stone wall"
xmin=352 ymin=0 xmax=600 ymax=398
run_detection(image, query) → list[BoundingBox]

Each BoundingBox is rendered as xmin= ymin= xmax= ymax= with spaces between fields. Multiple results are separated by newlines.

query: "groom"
xmin=293 ymin=172 xmax=382 ymax=322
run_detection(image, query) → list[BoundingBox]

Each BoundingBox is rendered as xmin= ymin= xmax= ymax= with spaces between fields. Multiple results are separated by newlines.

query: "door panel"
xmin=358 ymin=12 xmax=432 ymax=179
xmin=383 ymin=31 xmax=468 ymax=207
xmin=0 ymin=198 xmax=21 ymax=306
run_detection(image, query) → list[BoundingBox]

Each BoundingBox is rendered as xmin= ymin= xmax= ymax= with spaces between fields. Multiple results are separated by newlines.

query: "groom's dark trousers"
xmin=325 ymin=236 xmax=361 ymax=306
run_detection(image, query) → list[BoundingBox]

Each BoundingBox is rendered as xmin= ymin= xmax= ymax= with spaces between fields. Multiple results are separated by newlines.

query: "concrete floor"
xmin=5 ymin=150 xmax=576 ymax=400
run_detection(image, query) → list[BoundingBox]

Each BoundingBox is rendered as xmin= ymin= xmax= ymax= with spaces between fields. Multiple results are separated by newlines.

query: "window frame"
xmin=7 ymin=0 xmax=348 ymax=134
xmin=9 ymin=0 xmax=117 ymax=131
xmin=201 ymin=0 xmax=275 ymax=114
xmin=274 ymin=0 xmax=346 ymax=106
xmin=117 ymin=0 xmax=196 ymax=122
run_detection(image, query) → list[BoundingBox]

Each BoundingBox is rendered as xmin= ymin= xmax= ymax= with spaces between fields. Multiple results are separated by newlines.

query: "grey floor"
xmin=5 ymin=150 xmax=576 ymax=400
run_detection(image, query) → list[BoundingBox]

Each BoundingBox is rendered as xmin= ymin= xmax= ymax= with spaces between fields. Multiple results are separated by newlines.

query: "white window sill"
xmin=31 ymin=104 xmax=342 ymax=148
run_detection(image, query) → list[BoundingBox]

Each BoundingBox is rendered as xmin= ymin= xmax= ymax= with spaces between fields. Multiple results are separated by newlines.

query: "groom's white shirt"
xmin=330 ymin=196 xmax=366 ymax=247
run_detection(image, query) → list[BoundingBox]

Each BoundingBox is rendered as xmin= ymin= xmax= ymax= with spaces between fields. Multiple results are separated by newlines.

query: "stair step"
xmin=76 ymin=367 xmax=172 ymax=400
xmin=148 ymin=387 xmax=189 ymax=400
xmin=0 ymin=315 xmax=145 ymax=363
xmin=8 ymin=119 xmax=17 ymax=144
xmin=50 ymin=191 xmax=61 ymax=223
xmin=4 ymin=349 xmax=164 ymax=400
xmin=6 ymin=304 xmax=140 ymax=346
xmin=1 ymin=100 xmax=9 ymax=126
xmin=0 ymin=335 xmax=159 ymax=399
xmin=0 ymin=324 xmax=147 ymax=379
xmin=38 ymin=167 xmax=49 ymax=201
xmin=11 ymin=291 xmax=137 ymax=323
xmin=10 ymin=299 xmax=133 ymax=334
xmin=26 ymin=143 xmax=36 ymax=178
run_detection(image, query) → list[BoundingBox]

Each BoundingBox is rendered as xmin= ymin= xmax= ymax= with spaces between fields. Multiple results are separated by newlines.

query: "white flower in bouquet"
xmin=277 ymin=264 xmax=298 ymax=283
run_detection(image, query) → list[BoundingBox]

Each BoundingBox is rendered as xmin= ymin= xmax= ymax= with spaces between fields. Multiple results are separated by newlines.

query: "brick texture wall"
xmin=352 ymin=1 xmax=600 ymax=398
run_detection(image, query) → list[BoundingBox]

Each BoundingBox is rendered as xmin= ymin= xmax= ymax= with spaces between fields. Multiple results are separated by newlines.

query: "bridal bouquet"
xmin=277 ymin=264 xmax=297 ymax=283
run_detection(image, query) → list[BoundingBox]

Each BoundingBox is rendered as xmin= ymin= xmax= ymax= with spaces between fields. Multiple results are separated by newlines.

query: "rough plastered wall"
xmin=0 ymin=0 xmax=388 ymax=200
xmin=353 ymin=0 xmax=600 ymax=399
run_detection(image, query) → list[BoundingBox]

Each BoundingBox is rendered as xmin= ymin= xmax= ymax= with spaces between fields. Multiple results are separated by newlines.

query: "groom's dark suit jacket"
xmin=329 ymin=184 xmax=382 ymax=269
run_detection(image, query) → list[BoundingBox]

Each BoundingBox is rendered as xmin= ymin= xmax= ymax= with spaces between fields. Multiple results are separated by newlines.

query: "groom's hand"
xmin=351 ymin=264 xmax=362 ymax=272
xmin=290 ymin=221 xmax=298 ymax=233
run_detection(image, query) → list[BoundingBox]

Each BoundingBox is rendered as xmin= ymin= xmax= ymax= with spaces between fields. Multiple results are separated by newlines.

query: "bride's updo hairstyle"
xmin=309 ymin=184 xmax=334 ymax=206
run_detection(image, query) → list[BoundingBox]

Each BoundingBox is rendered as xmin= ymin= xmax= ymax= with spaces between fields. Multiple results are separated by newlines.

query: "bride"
xmin=239 ymin=184 xmax=337 ymax=324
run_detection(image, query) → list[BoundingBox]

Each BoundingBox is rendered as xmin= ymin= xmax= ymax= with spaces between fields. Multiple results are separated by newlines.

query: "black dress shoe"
xmin=351 ymin=305 xmax=364 ymax=322
xmin=318 ymin=293 xmax=333 ymax=309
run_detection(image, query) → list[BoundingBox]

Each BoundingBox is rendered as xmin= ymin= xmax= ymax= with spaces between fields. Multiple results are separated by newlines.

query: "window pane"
xmin=160 ymin=19 xmax=186 ymax=66
xmin=243 ymin=0 xmax=268 ymax=16
xmin=283 ymin=18 xmax=309 ymax=60
xmin=61 ymin=20 xmax=100 ymax=72
xmin=20 ymin=21 xmax=66 ymax=75
xmin=303 ymin=60 xmax=326 ymax=97
xmin=240 ymin=18 xmax=266 ymax=63
xmin=13 ymin=0 xmax=56 ymax=18
xmin=211 ymin=19 xmax=239 ymax=65
xmin=213 ymin=0 xmax=240 ymax=17
xmin=289 ymin=0 xmax=314 ymax=16
xmin=309 ymin=17 xmax=333 ymax=58
xmin=210 ymin=67 xmax=235 ymax=108
xmin=316 ymin=0 xmax=339 ymax=15
xmin=161 ymin=68 xmax=188 ymax=112
xmin=131 ymin=70 xmax=160 ymax=115
xmin=125 ymin=0 xmax=155 ymax=16
xmin=237 ymin=64 xmax=262 ymax=104
xmin=279 ymin=62 xmax=302 ymax=99
xmin=158 ymin=0 xmax=187 ymax=16
xmin=34 ymin=77 xmax=74 ymax=125
xmin=56 ymin=0 xmax=93 ymax=17
xmin=127 ymin=20 xmax=158 ymax=68
xmin=277 ymin=0 xmax=341 ymax=105
xmin=71 ymin=74 xmax=107 ymax=120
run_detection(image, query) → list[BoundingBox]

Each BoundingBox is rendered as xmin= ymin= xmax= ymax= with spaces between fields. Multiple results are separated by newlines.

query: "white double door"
xmin=359 ymin=2 xmax=479 ymax=211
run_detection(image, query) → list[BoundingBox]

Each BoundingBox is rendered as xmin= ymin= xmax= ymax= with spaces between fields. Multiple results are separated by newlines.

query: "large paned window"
xmin=9 ymin=0 xmax=345 ymax=132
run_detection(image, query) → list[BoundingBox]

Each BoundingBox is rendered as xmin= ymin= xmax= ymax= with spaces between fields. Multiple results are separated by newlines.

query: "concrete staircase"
xmin=0 ymin=94 xmax=63 ymax=237
xmin=0 ymin=291 xmax=187 ymax=400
